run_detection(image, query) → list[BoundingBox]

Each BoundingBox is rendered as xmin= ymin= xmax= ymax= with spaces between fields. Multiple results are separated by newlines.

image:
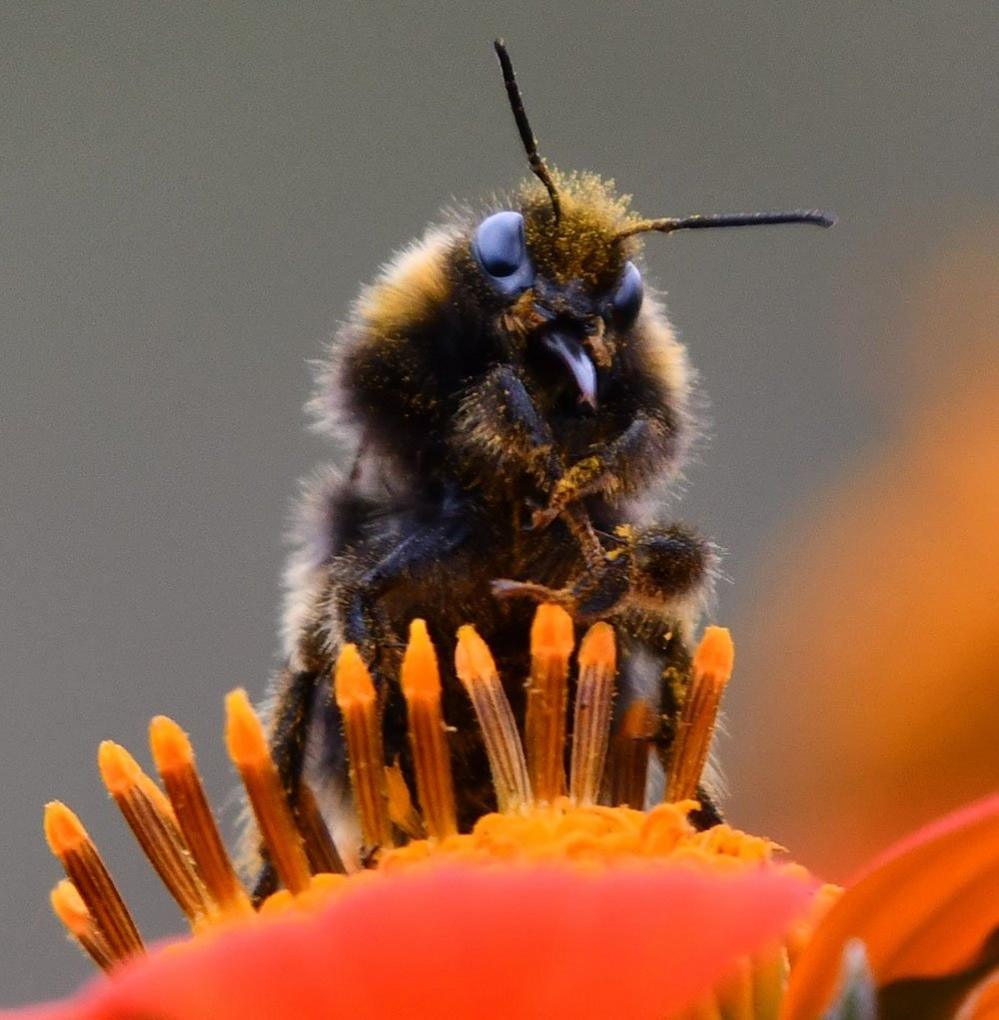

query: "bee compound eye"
xmin=474 ymin=211 xmax=525 ymax=276
xmin=610 ymin=261 xmax=644 ymax=327
xmin=473 ymin=211 xmax=534 ymax=294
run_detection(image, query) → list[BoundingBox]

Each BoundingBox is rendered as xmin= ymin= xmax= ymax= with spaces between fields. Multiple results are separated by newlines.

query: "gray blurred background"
xmin=3 ymin=3 xmax=997 ymax=1005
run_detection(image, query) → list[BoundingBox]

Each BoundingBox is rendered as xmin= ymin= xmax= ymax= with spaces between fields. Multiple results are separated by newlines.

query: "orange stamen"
xmin=50 ymin=879 xmax=115 ymax=973
xmin=455 ymin=625 xmax=531 ymax=813
xmin=666 ymin=627 xmax=734 ymax=802
xmin=137 ymin=771 xmax=178 ymax=828
xmin=225 ymin=689 xmax=312 ymax=895
xmin=525 ymin=603 xmax=574 ymax=804
xmin=98 ymin=741 xmax=211 ymax=924
xmin=400 ymin=620 xmax=456 ymax=839
xmin=333 ymin=646 xmax=392 ymax=851
xmin=43 ymin=799 xmax=88 ymax=856
xmin=43 ymin=801 xmax=144 ymax=961
xmin=149 ymin=716 xmax=254 ymax=916
xmin=97 ymin=739 xmax=141 ymax=795
xmin=50 ymin=877 xmax=92 ymax=937
xmin=569 ymin=622 xmax=617 ymax=805
xmin=609 ymin=698 xmax=655 ymax=809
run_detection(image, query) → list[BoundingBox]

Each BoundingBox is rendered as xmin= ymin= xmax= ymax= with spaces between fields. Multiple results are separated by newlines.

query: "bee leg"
xmin=570 ymin=554 xmax=633 ymax=620
xmin=334 ymin=514 xmax=473 ymax=778
xmin=689 ymin=791 xmax=724 ymax=828
xmin=532 ymin=413 xmax=670 ymax=529
xmin=457 ymin=368 xmax=626 ymax=574
xmin=631 ymin=524 xmax=716 ymax=603
xmin=651 ymin=627 xmax=725 ymax=828
xmin=338 ymin=513 xmax=473 ymax=655
xmin=490 ymin=578 xmax=570 ymax=604
xmin=455 ymin=365 xmax=563 ymax=497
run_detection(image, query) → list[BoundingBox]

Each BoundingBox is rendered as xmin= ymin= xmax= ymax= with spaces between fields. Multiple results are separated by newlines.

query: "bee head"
xmin=472 ymin=40 xmax=834 ymax=411
xmin=471 ymin=173 xmax=642 ymax=410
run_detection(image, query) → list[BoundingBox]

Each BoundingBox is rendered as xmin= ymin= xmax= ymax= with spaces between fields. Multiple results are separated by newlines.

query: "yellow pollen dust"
xmin=378 ymin=798 xmax=784 ymax=875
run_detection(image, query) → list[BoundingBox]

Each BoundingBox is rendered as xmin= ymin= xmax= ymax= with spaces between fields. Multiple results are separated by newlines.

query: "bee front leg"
xmin=531 ymin=413 xmax=671 ymax=530
xmin=454 ymin=364 xmax=564 ymax=499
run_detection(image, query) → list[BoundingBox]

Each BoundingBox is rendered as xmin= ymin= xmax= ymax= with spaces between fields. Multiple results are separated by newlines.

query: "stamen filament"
xmin=224 ymin=689 xmax=312 ymax=895
xmin=525 ymin=603 xmax=574 ymax=804
xmin=569 ymin=622 xmax=617 ymax=805
xmin=666 ymin=626 xmax=734 ymax=802
xmin=333 ymin=645 xmax=392 ymax=851
xmin=609 ymin=698 xmax=654 ymax=809
xmin=455 ymin=625 xmax=532 ymax=812
xmin=98 ymin=741 xmax=211 ymax=924
xmin=43 ymin=801 xmax=144 ymax=961
xmin=400 ymin=620 xmax=457 ymax=839
xmin=149 ymin=716 xmax=254 ymax=916
xmin=50 ymin=879 xmax=115 ymax=973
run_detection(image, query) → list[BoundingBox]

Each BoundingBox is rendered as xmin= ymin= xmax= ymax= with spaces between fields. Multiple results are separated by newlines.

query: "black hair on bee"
xmin=250 ymin=40 xmax=833 ymax=895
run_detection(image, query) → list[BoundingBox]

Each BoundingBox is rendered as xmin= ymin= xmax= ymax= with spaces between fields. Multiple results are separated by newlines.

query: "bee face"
xmin=468 ymin=175 xmax=646 ymax=410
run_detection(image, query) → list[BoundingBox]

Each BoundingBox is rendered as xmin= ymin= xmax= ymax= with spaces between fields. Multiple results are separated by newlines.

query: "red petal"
xmin=7 ymin=864 xmax=813 ymax=1020
xmin=783 ymin=794 xmax=999 ymax=1020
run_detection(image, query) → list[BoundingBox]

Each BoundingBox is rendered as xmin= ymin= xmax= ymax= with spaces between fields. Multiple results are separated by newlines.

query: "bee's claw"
xmin=490 ymin=578 xmax=525 ymax=599
xmin=491 ymin=578 xmax=570 ymax=607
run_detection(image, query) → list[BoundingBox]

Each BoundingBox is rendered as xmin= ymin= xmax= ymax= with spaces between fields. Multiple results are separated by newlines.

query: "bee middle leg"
xmin=327 ymin=513 xmax=474 ymax=816
xmin=491 ymin=551 xmax=632 ymax=623
xmin=336 ymin=513 xmax=473 ymax=658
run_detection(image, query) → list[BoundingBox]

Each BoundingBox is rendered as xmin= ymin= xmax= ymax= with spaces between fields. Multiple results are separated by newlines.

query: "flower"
xmin=11 ymin=864 xmax=814 ymax=1020
xmin=4 ymin=608 xmax=997 ymax=1019
xmin=783 ymin=791 xmax=999 ymax=1019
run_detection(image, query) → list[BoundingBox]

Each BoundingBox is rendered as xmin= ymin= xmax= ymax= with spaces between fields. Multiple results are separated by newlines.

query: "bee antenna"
xmin=493 ymin=39 xmax=561 ymax=226
xmin=616 ymin=209 xmax=836 ymax=240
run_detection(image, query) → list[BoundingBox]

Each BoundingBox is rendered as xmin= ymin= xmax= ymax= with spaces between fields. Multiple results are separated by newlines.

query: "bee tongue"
xmin=542 ymin=330 xmax=598 ymax=409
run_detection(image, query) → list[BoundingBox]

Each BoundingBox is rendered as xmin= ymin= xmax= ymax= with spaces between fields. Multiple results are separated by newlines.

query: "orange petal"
xmin=8 ymin=865 xmax=814 ymax=1020
xmin=783 ymin=793 xmax=999 ymax=1020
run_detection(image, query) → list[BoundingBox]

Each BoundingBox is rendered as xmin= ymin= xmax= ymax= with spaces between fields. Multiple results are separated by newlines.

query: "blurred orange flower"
xmin=733 ymin=237 xmax=999 ymax=878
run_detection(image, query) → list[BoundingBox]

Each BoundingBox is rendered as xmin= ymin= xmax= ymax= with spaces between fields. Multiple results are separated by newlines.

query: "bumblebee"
xmin=254 ymin=42 xmax=832 ymax=892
